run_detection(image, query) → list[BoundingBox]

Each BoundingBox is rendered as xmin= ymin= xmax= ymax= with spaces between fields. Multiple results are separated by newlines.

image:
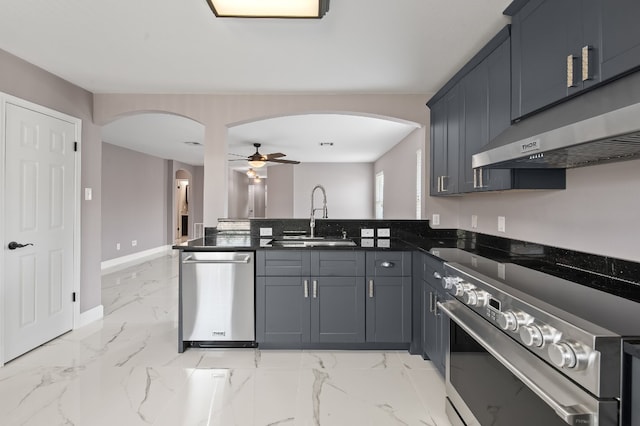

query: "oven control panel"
xmin=441 ymin=272 xmax=593 ymax=374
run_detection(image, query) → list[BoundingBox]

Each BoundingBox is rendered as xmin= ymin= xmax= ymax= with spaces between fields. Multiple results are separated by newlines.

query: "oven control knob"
xmin=462 ymin=289 xmax=489 ymax=307
xmin=520 ymin=324 xmax=555 ymax=348
xmin=442 ymin=276 xmax=463 ymax=290
xmin=497 ymin=310 xmax=528 ymax=332
xmin=452 ymin=282 xmax=474 ymax=297
xmin=548 ymin=341 xmax=588 ymax=370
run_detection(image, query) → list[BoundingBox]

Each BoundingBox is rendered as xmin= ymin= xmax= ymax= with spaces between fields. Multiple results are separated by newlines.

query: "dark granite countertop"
xmin=173 ymin=220 xmax=640 ymax=304
xmin=173 ymin=235 xmax=455 ymax=252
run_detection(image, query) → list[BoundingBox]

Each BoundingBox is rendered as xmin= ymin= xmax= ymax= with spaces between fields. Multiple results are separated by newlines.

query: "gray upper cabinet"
xmin=429 ymin=85 xmax=461 ymax=195
xmin=600 ymin=1 xmax=640 ymax=81
xmin=460 ymin=37 xmax=512 ymax=193
xmin=509 ymin=0 xmax=601 ymax=120
xmin=429 ymin=25 xmax=565 ymax=196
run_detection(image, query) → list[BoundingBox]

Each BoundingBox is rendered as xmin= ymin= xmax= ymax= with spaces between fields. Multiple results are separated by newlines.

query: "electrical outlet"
xmin=116 ymin=243 xmax=120 ymax=251
xmin=432 ymin=214 xmax=440 ymax=226
xmin=377 ymin=228 xmax=390 ymax=237
xmin=361 ymin=238 xmax=374 ymax=247
xmin=132 ymin=240 xmax=137 ymax=247
xmin=471 ymin=215 xmax=478 ymax=229
xmin=498 ymin=216 xmax=506 ymax=233
xmin=498 ymin=263 xmax=506 ymax=279
xmin=361 ymin=229 xmax=374 ymax=237
xmin=259 ymin=227 xmax=273 ymax=236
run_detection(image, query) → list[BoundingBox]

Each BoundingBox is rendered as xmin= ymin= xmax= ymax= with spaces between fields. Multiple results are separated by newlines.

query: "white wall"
xmin=228 ymin=169 xmax=249 ymax=218
xmin=293 ymin=163 xmax=373 ymax=219
xmin=374 ymin=127 xmax=425 ymax=219
xmin=266 ymin=164 xmax=294 ymax=218
xmin=427 ymin=158 xmax=640 ymax=262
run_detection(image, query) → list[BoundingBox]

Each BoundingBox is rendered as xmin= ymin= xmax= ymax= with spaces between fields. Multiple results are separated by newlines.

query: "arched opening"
xmin=101 ymin=111 xmax=205 ymax=261
xmin=226 ymin=112 xmax=421 ymax=219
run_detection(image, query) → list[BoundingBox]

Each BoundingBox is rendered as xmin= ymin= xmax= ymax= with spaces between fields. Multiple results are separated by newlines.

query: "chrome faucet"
xmin=310 ymin=184 xmax=328 ymax=238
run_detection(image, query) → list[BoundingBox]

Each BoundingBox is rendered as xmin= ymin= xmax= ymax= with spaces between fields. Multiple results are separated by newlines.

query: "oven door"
xmin=438 ymin=299 xmax=618 ymax=426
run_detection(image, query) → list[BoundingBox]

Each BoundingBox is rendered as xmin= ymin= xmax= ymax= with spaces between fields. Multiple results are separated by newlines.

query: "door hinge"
xmin=72 ymin=292 xmax=77 ymax=302
xmin=74 ymin=141 xmax=78 ymax=152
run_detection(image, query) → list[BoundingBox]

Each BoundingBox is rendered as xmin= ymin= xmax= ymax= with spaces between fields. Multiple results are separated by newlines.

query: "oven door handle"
xmin=438 ymin=300 xmax=599 ymax=426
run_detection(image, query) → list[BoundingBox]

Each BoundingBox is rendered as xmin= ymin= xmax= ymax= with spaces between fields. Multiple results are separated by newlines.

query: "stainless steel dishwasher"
xmin=179 ymin=251 xmax=255 ymax=349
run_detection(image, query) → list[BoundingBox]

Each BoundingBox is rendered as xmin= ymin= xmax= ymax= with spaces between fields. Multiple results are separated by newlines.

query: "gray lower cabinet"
xmin=365 ymin=251 xmax=412 ymax=343
xmin=421 ymin=253 xmax=447 ymax=377
xmin=312 ymin=276 xmax=365 ymax=343
xmin=256 ymin=250 xmax=412 ymax=347
xmin=256 ymin=275 xmax=311 ymax=345
xmin=256 ymin=250 xmax=366 ymax=346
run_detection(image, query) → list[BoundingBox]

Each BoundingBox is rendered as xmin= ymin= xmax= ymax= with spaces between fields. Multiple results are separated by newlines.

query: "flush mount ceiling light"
xmin=205 ymin=0 xmax=330 ymax=18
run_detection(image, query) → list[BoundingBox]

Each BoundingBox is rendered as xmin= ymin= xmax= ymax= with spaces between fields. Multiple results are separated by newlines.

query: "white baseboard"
xmin=101 ymin=245 xmax=173 ymax=273
xmin=76 ymin=304 xmax=104 ymax=328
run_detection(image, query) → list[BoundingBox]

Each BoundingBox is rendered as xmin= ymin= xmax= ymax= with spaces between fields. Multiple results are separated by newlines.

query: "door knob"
xmin=7 ymin=241 xmax=33 ymax=250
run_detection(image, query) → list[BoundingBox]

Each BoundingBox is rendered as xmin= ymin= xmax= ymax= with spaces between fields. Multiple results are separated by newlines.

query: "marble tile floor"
xmin=0 ymin=253 xmax=451 ymax=426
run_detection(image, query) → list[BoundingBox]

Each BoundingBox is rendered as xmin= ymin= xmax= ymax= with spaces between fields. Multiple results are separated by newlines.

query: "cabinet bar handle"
xmin=312 ymin=280 xmax=318 ymax=299
xmin=582 ymin=45 xmax=591 ymax=82
xmin=437 ymin=176 xmax=442 ymax=192
xmin=567 ymin=55 xmax=576 ymax=88
xmin=369 ymin=280 xmax=374 ymax=298
xmin=479 ymin=167 xmax=484 ymax=188
xmin=429 ymin=292 xmax=435 ymax=313
xmin=304 ymin=280 xmax=309 ymax=298
xmin=441 ymin=176 xmax=448 ymax=192
xmin=473 ymin=169 xmax=478 ymax=188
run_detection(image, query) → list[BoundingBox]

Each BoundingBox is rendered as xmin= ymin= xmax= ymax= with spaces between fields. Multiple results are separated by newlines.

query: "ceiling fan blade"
xmin=264 ymin=152 xmax=285 ymax=160
xmin=228 ymin=152 xmax=247 ymax=158
xmin=228 ymin=158 xmax=247 ymax=162
xmin=268 ymin=158 xmax=300 ymax=164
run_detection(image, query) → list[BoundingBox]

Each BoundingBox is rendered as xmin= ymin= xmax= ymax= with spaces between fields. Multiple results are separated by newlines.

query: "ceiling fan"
xmin=229 ymin=143 xmax=300 ymax=168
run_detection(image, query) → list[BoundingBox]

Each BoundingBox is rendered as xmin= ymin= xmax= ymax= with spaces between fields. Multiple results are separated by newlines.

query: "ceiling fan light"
xmin=246 ymin=168 xmax=257 ymax=178
xmin=206 ymin=0 xmax=329 ymax=18
xmin=248 ymin=160 xmax=266 ymax=168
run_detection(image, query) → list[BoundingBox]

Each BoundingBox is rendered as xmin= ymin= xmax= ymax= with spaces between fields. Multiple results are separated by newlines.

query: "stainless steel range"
xmin=434 ymin=248 xmax=640 ymax=426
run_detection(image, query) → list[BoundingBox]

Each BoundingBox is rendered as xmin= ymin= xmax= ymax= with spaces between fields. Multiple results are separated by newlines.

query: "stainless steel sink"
xmin=269 ymin=237 xmax=356 ymax=247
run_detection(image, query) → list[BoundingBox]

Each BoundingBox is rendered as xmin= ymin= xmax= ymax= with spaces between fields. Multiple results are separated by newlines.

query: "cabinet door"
xmin=460 ymin=60 xmax=489 ymax=193
xmin=484 ymin=38 xmax=514 ymax=191
xmin=601 ymin=0 xmax=640 ymax=81
xmin=422 ymin=280 xmax=441 ymax=370
xmin=311 ymin=276 xmax=365 ymax=343
xmin=430 ymin=86 xmax=461 ymax=195
xmin=256 ymin=276 xmax=311 ymax=344
xmin=511 ymin=0 xmax=583 ymax=119
xmin=365 ymin=276 xmax=411 ymax=343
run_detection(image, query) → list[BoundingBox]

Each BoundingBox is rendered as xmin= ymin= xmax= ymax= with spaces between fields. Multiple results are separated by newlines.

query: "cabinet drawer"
xmin=366 ymin=251 xmax=411 ymax=276
xmin=256 ymin=250 xmax=310 ymax=276
xmin=422 ymin=253 xmax=445 ymax=285
xmin=311 ymin=251 xmax=365 ymax=276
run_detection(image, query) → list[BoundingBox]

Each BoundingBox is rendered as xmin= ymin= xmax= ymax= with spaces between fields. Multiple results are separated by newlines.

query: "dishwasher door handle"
xmin=183 ymin=254 xmax=252 ymax=264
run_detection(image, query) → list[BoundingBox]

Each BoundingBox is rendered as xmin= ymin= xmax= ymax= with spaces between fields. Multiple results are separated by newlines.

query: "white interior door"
xmin=4 ymin=103 xmax=76 ymax=362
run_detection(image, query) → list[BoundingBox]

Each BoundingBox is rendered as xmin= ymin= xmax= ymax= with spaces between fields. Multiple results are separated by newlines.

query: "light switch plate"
xmin=361 ymin=229 xmax=374 ymax=237
xmin=471 ymin=215 xmax=478 ymax=229
xmin=361 ymin=238 xmax=374 ymax=247
xmin=259 ymin=227 xmax=273 ymax=236
xmin=432 ymin=214 xmax=440 ymax=226
xmin=377 ymin=239 xmax=390 ymax=248
xmin=377 ymin=228 xmax=390 ymax=237
xmin=84 ymin=187 xmax=92 ymax=201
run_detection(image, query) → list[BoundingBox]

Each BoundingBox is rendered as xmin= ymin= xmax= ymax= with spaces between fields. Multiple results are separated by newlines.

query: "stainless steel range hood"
xmin=473 ymin=71 xmax=640 ymax=169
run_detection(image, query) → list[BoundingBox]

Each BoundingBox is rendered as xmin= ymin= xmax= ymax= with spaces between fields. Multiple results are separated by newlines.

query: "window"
xmin=416 ymin=149 xmax=422 ymax=219
xmin=375 ymin=171 xmax=384 ymax=219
